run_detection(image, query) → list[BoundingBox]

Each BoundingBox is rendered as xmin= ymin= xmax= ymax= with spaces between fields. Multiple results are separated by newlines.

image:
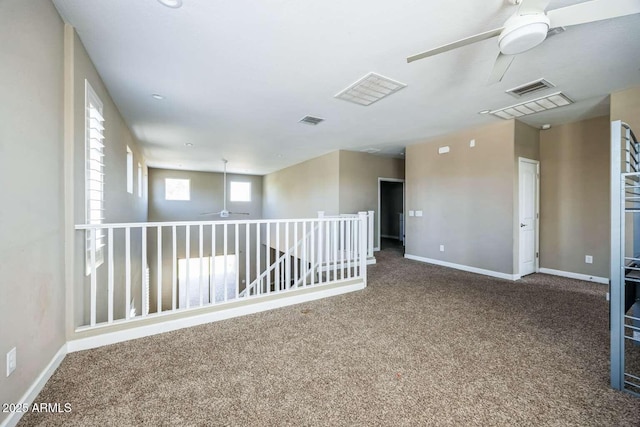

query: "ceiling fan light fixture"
xmin=498 ymin=14 xmax=550 ymax=55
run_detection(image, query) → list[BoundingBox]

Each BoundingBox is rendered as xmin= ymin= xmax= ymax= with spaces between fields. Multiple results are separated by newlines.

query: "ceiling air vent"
xmin=360 ymin=148 xmax=381 ymax=154
xmin=299 ymin=115 xmax=325 ymax=125
xmin=506 ymin=78 xmax=555 ymax=98
xmin=335 ymin=72 xmax=407 ymax=106
xmin=490 ymin=91 xmax=574 ymax=120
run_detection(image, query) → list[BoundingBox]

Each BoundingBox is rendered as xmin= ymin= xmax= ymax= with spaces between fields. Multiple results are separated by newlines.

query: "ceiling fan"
xmin=407 ymin=0 xmax=640 ymax=83
xmin=200 ymin=159 xmax=250 ymax=218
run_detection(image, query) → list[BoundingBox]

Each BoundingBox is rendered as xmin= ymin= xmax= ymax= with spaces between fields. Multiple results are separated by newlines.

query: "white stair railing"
xmin=76 ymin=215 xmax=368 ymax=331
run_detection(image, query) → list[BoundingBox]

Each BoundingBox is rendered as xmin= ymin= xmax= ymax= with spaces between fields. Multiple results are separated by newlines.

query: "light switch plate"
xmin=470 ymin=139 xmax=476 ymax=147
xmin=415 ymin=211 xmax=423 ymax=217
xmin=6 ymin=347 xmax=16 ymax=377
xmin=585 ymin=255 xmax=593 ymax=264
xmin=409 ymin=210 xmax=415 ymax=217
xmin=439 ymin=245 xmax=445 ymax=252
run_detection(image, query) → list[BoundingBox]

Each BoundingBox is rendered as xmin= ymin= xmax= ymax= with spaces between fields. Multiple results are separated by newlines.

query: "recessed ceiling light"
xmin=157 ymin=0 xmax=182 ymax=8
xmin=478 ymin=110 xmax=490 ymax=114
xmin=184 ymin=143 xmax=193 ymax=147
xmin=152 ymin=94 xmax=164 ymax=100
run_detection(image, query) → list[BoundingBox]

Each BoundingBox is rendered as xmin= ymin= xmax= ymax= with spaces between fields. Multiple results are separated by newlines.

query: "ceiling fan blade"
xmin=407 ymin=27 xmax=503 ymax=63
xmin=488 ymin=52 xmax=515 ymax=84
xmin=229 ymin=212 xmax=250 ymax=216
xmin=518 ymin=0 xmax=551 ymax=16
xmin=200 ymin=211 xmax=222 ymax=216
xmin=548 ymin=0 xmax=640 ymax=28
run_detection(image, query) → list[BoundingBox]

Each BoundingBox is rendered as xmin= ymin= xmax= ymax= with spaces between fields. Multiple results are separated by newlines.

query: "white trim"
xmin=67 ymin=281 xmax=365 ymax=353
xmin=538 ymin=268 xmax=609 ymax=284
xmin=377 ymin=177 xmax=405 ymax=251
xmin=0 ymin=344 xmax=67 ymax=427
xmin=404 ymin=254 xmax=519 ymax=281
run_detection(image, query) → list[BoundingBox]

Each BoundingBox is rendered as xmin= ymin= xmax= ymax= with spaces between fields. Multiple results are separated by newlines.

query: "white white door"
xmin=519 ymin=160 xmax=539 ymax=276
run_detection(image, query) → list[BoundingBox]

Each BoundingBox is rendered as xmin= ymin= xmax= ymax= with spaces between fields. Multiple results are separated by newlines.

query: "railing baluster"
xmin=318 ymin=220 xmax=324 ymax=284
xmin=186 ymin=225 xmax=191 ymax=309
xmin=256 ymin=223 xmax=260 ymax=295
xmin=125 ymin=227 xmax=131 ymax=320
xmin=294 ymin=221 xmax=298 ymax=286
xmin=107 ymin=227 xmax=114 ymax=323
xmin=333 ymin=220 xmax=338 ymax=282
xmin=142 ymin=226 xmax=147 ymax=316
xmin=340 ymin=219 xmax=345 ymax=280
xmin=325 ymin=220 xmax=330 ymax=282
xmin=172 ymin=225 xmax=177 ymax=310
xmin=199 ymin=224 xmax=204 ymax=307
xmin=354 ymin=220 xmax=359 ymax=278
xmin=276 ymin=222 xmax=280 ymax=291
xmin=157 ymin=226 xmax=162 ymax=314
xmin=246 ymin=223 xmax=250 ymax=297
xmin=223 ymin=223 xmax=228 ymax=302
xmin=346 ymin=220 xmax=351 ymax=279
xmin=302 ymin=221 xmax=307 ymax=287
xmin=266 ymin=223 xmax=271 ymax=294
xmin=310 ymin=221 xmax=315 ymax=286
xmin=211 ymin=224 xmax=216 ymax=303
xmin=235 ymin=223 xmax=240 ymax=299
xmin=285 ymin=222 xmax=290 ymax=290
xmin=90 ymin=228 xmax=97 ymax=326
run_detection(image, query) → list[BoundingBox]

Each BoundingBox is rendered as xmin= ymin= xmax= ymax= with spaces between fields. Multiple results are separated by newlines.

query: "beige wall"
xmin=513 ymin=121 xmax=540 ymax=274
xmin=539 ymin=116 xmax=610 ymax=277
xmin=263 ymin=151 xmax=340 ymax=219
xmin=405 ymin=121 xmax=516 ymax=275
xmin=148 ymin=168 xmax=262 ymax=222
xmin=611 ymin=86 xmax=640 ymax=133
xmin=338 ymin=151 xmax=404 ymax=247
xmin=69 ymin=26 xmax=149 ymax=327
xmin=0 ymin=0 xmax=66 ymax=422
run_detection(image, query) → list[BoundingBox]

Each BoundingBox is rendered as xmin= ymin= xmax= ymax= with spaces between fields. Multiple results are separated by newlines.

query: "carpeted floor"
xmin=19 ymin=249 xmax=640 ymax=426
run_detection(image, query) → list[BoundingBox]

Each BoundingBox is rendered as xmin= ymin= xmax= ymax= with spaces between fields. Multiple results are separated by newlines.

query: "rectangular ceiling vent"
xmin=335 ymin=72 xmax=407 ymax=106
xmin=506 ymin=78 xmax=555 ymax=98
xmin=299 ymin=115 xmax=325 ymax=125
xmin=490 ymin=92 xmax=574 ymax=120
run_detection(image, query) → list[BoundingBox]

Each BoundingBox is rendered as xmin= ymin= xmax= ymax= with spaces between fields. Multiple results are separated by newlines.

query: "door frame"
xmin=377 ymin=177 xmax=405 ymax=251
xmin=517 ymin=157 xmax=540 ymax=277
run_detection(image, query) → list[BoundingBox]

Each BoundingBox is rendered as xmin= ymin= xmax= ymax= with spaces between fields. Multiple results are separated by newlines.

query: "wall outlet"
xmin=415 ymin=210 xmax=423 ymax=217
xmin=438 ymin=146 xmax=450 ymax=154
xmin=470 ymin=139 xmax=476 ymax=147
xmin=6 ymin=347 xmax=16 ymax=377
xmin=439 ymin=245 xmax=445 ymax=252
xmin=409 ymin=210 xmax=415 ymax=217
xmin=585 ymin=255 xmax=593 ymax=264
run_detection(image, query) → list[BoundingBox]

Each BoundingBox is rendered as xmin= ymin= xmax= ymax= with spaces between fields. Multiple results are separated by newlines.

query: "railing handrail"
xmin=75 ymin=217 xmax=353 ymax=230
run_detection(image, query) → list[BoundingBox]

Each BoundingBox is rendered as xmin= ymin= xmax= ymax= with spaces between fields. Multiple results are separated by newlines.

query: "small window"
xmin=165 ymin=178 xmax=190 ymax=200
xmin=137 ymin=163 xmax=142 ymax=197
xmin=230 ymin=181 xmax=251 ymax=202
xmin=126 ymin=146 xmax=133 ymax=194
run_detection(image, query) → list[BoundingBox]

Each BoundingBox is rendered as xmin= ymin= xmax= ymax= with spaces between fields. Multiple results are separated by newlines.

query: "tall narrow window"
xmin=137 ymin=162 xmax=142 ymax=197
xmin=126 ymin=146 xmax=133 ymax=194
xmin=85 ymin=81 xmax=105 ymax=270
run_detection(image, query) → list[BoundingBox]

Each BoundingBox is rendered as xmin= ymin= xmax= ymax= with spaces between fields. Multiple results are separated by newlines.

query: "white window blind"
xmin=85 ymin=81 xmax=105 ymax=271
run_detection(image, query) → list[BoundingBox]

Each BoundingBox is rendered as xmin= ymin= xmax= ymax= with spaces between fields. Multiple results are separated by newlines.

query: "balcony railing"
xmin=75 ymin=213 xmax=368 ymax=331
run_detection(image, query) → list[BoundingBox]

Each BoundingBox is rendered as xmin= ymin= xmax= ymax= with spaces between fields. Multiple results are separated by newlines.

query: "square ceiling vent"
xmin=335 ymin=72 xmax=407 ymax=106
xmin=490 ymin=92 xmax=573 ymax=120
xmin=506 ymin=78 xmax=555 ymax=98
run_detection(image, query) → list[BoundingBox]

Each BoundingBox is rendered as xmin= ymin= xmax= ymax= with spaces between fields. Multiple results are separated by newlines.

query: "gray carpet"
xmin=19 ymin=249 xmax=640 ymax=426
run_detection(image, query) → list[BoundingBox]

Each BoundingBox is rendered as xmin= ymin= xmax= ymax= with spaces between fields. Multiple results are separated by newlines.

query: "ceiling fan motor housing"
xmin=499 ymin=13 xmax=550 ymax=55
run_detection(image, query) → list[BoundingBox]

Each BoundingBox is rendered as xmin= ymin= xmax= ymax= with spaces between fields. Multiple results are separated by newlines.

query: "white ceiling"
xmin=52 ymin=0 xmax=640 ymax=175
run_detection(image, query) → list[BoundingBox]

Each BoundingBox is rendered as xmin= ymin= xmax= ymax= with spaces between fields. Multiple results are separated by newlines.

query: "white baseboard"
xmin=404 ymin=254 xmax=519 ymax=281
xmin=373 ymin=247 xmax=380 ymax=252
xmin=1 ymin=344 xmax=67 ymax=427
xmin=67 ymin=281 xmax=365 ymax=353
xmin=538 ymin=268 xmax=608 ymax=284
